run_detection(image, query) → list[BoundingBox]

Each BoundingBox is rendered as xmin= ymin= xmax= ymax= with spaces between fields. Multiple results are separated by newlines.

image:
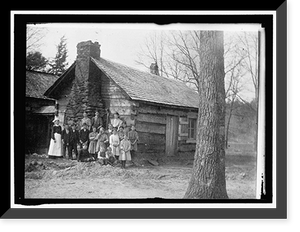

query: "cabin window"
xmin=188 ymin=118 xmax=197 ymax=140
xmin=179 ymin=117 xmax=188 ymax=135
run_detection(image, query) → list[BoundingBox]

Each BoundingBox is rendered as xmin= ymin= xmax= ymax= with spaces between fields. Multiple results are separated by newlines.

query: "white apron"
xmin=48 ymin=133 xmax=62 ymax=157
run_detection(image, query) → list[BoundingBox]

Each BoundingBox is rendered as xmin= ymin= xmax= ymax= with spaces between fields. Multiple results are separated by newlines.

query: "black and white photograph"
xmin=23 ymin=22 xmax=263 ymax=200
xmin=6 ymin=6 xmax=288 ymax=220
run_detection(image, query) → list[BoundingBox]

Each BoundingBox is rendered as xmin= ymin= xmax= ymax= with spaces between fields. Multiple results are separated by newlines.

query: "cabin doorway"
xmin=165 ymin=115 xmax=179 ymax=156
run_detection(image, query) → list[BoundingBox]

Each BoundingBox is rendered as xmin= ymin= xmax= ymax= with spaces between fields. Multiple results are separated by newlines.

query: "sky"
xmin=27 ymin=23 xmax=260 ymax=101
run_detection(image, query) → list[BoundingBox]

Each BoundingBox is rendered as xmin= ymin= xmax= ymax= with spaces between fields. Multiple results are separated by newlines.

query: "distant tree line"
xmin=225 ymin=99 xmax=257 ymax=147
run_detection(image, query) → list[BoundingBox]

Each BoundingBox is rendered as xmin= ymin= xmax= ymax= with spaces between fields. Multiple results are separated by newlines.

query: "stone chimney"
xmin=77 ymin=40 xmax=101 ymax=60
xmin=150 ymin=62 xmax=159 ymax=76
xmin=65 ymin=41 xmax=104 ymax=123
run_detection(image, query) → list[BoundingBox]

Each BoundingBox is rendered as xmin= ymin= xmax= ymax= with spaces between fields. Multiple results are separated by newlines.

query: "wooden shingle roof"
xmin=26 ymin=70 xmax=59 ymax=99
xmin=91 ymin=57 xmax=199 ymax=109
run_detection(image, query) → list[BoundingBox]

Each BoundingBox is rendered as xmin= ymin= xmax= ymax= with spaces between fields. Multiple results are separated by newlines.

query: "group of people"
xmin=47 ymin=111 xmax=139 ymax=169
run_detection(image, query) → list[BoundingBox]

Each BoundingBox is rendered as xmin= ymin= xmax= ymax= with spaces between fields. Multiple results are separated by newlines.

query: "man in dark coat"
xmin=79 ymin=123 xmax=90 ymax=147
xmin=69 ymin=124 xmax=79 ymax=160
xmin=91 ymin=110 xmax=103 ymax=132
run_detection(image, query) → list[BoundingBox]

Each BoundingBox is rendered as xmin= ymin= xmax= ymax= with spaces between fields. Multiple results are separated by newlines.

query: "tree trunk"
xmin=184 ymin=31 xmax=228 ymax=199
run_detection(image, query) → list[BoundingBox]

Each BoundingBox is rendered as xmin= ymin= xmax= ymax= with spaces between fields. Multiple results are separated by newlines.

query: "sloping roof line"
xmin=44 ymin=62 xmax=76 ymax=97
xmin=43 ymin=57 xmax=199 ymax=109
xmin=26 ymin=70 xmax=59 ymax=100
xmin=91 ymin=57 xmax=199 ymax=109
xmin=34 ymin=105 xmax=56 ymax=114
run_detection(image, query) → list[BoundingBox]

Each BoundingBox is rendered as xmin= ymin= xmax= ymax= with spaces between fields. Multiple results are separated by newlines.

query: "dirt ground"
xmin=24 ymin=148 xmax=256 ymax=199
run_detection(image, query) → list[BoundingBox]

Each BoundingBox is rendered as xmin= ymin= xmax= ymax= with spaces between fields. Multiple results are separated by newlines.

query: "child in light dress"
xmin=88 ymin=126 xmax=98 ymax=160
xmin=109 ymin=128 xmax=120 ymax=161
xmin=119 ymin=135 xmax=131 ymax=169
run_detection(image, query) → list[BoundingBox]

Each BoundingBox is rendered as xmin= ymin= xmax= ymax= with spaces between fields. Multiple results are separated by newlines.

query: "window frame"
xmin=187 ymin=117 xmax=197 ymax=143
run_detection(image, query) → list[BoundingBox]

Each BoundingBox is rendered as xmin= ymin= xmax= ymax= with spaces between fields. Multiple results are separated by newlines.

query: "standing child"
xmin=118 ymin=126 xmax=125 ymax=141
xmin=128 ymin=125 xmax=139 ymax=162
xmin=119 ymin=135 xmax=131 ymax=169
xmin=106 ymin=124 xmax=113 ymax=146
xmin=109 ymin=128 xmax=120 ymax=161
xmin=122 ymin=121 xmax=130 ymax=137
xmin=88 ymin=126 xmax=98 ymax=160
xmin=96 ymin=126 xmax=109 ymax=157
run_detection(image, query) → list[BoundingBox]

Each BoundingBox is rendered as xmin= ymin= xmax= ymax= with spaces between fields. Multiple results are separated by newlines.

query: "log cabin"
xmin=44 ymin=41 xmax=199 ymax=158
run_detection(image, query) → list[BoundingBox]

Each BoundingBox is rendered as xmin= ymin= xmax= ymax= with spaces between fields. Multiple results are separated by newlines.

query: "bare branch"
xmin=26 ymin=26 xmax=48 ymax=52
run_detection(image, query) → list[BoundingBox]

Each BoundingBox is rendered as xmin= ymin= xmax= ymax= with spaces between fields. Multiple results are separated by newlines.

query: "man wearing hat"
xmin=48 ymin=116 xmax=63 ymax=158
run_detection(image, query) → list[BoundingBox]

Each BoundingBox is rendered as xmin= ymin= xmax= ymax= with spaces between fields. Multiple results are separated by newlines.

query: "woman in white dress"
xmin=48 ymin=116 xmax=63 ymax=158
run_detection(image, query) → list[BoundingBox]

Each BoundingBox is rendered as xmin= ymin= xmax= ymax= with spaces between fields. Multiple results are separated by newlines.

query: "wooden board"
xmin=165 ymin=115 xmax=179 ymax=156
xmin=109 ymin=99 xmax=132 ymax=107
xmin=100 ymin=73 xmax=127 ymax=100
xmin=109 ymin=107 xmax=132 ymax=116
xmin=136 ymin=113 xmax=166 ymax=125
xmin=138 ymin=132 xmax=165 ymax=145
xmin=138 ymin=143 xmax=165 ymax=153
xmin=135 ymin=121 xmax=166 ymax=135
xmin=187 ymin=111 xmax=198 ymax=118
xmin=138 ymin=106 xmax=189 ymax=117
xmin=177 ymin=143 xmax=196 ymax=152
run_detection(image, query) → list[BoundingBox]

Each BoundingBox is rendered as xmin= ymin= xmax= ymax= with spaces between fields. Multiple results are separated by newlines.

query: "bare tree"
xmin=136 ymin=30 xmax=258 ymax=151
xmin=167 ymin=31 xmax=201 ymax=90
xmin=235 ymin=31 xmax=259 ymax=150
xmin=26 ymin=26 xmax=47 ymax=53
xmin=224 ymin=68 xmax=245 ymax=148
xmin=236 ymin=31 xmax=259 ymax=105
xmin=135 ymin=31 xmax=200 ymax=91
xmin=136 ymin=31 xmax=256 ymax=94
xmin=136 ymin=32 xmax=167 ymax=77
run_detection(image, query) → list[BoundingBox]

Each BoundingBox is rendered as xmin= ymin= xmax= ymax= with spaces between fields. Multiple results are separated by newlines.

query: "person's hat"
xmin=52 ymin=116 xmax=59 ymax=123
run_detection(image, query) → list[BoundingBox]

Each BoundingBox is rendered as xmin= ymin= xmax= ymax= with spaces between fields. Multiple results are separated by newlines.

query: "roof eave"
xmin=44 ymin=62 xmax=76 ymax=98
xmin=134 ymin=98 xmax=199 ymax=111
xmin=26 ymin=95 xmax=57 ymax=102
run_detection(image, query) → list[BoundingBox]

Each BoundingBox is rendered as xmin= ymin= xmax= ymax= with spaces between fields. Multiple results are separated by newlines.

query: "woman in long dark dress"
xmin=48 ymin=116 xmax=63 ymax=158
